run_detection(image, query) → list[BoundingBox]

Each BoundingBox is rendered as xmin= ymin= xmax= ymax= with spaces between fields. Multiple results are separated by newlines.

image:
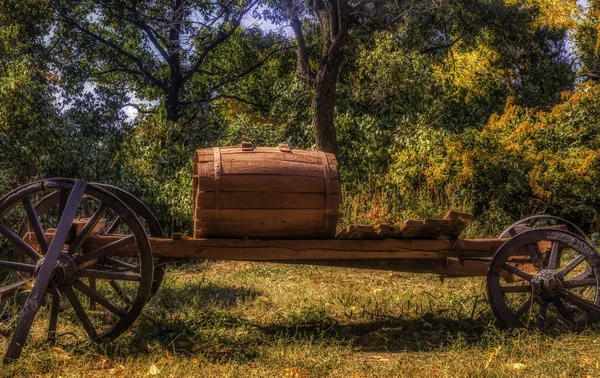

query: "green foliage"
xmin=388 ymin=82 xmax=600 ymax=230
xmin=575 ymin=0 xmax=600 ymax=75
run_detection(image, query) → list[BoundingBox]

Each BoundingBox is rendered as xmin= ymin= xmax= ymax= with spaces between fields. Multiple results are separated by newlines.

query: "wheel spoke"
xmin=0 ymin=281 xmax=27 ymax=300
xmin=104 ymin=257 xmax=140 ymax=272
xmin=560 ymin=255 xmax=586 ymax=277
xmin=526 ymin=243 xmax=542 ymax=269
xmin=88 ymin=278 xmax=97 ymax=309
xmin=105 ymin=217 xmax=122 ymax=234
xmin=514 ymin=297 xmax=532 ymax=318
xmin=501 ymin=285 xmax=531 ymax=293
xmin=508 ymin=227 xmax=517 ymax=237
xmin=564 ymin=278 xmax=596 ymax=288
xmin=73 ymin=281 xmax=126 ymax=317
xmin=77 ymin=234 xmax=136 ymax=266
xmin=536 ymin=303 xmax=548 ymax=330
xmin=78 ymin=269 xmax=141 ymax=282
xmin=61 ymin=287 xmax=97 ymax=342
xmin=22 ymin=197 xmax=49 ymax=254
xmin=58 ymin=190 xmax=68 ymax=220
xmin=68 ymin=203 xmax=108 ymax=255
xmin=109 ymin=280 xmax=133 ymax=305
xmin=3 ymin=180 xmax=87 ymax=363
xmin=547 ymin=241 xmax=562 ymax=269
xmin=47 ymin=291 xmax=60 ymax=343
xmin=0 ymin=260 xmax=35 ymax=274
xmin=0 ymin=224 xmax=42 ymax=262
xmin=561 ymin=290 xmax=600 ymax=314
xmin=553 ymin=299 xmax=576 ymax=329
xmin=502 ymin=263 xmax=534 ymax=281
xmin=82 ymin=197 xmax=91 ymax=218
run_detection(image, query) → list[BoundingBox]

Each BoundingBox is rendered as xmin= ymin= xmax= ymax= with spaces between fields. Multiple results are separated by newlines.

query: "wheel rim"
xmin=498 ymin=215 xmax=591 ymax=245
xmin=19 ymin=183 xmax=167 ymax=297
xmin=488 ymin=229 xmax=600 ymax=331
xmin=0 ymin=179 xmax=153 ymax=362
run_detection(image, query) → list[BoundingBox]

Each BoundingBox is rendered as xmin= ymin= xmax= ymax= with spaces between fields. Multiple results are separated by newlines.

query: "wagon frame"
xmin=1 ymin=178 xmax=599 ymax=363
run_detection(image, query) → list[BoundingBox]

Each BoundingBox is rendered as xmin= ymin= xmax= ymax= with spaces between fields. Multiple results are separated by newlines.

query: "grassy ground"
xmin=2 ymin=260 xmax=600 ymax=378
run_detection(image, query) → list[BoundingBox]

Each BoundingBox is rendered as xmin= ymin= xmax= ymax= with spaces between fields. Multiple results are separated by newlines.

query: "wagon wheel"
xmin=18 ymin=183 xmax=168 ymax=297
xmin=0 ymin=179 xmax=153 ymax=363
xmin=498 ymin=215 xmax=591 ymax=244
xmin=488 ymin=229 xmax=600 ymax=331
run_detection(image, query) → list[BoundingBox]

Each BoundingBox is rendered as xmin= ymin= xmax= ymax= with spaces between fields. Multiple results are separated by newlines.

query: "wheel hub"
xmin=531 ymin=269 xmax=563 ymax=300
xmin=35 ymin=252 xmax=78 ymax=288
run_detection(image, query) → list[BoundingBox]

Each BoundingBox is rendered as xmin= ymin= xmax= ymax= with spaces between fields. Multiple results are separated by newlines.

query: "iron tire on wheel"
xmin=19 ymin=183 xmax=168 ymax=297
xmin=488 ymin=229 xmax=600 ymax=331
xmin=0 ymin=179 xmax=154 ymax=363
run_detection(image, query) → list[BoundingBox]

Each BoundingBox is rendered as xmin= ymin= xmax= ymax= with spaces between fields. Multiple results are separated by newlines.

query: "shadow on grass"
xmin=99 ymin=282 xmax=500 ymax=363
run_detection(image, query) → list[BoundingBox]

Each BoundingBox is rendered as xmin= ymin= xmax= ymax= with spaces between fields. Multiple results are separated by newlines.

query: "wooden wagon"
xmin=1 ymin=145 xmax=599 ymax=363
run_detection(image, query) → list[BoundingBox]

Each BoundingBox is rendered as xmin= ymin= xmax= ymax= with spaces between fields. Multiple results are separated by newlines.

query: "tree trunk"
xmin=312 ymin=54 xmax=343 ymax=155
xmin=165 ymin=85 xmax=181 ymax=122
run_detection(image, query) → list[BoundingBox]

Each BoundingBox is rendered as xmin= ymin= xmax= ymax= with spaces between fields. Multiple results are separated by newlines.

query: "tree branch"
xmin=209 ymin=44 xmax=294 ymax=92
xmin=66 ymin=19 xmax=166 ymax=89
xmin=121 ymin=103 xmax=157 ymax=114
xmin=183 ymin=0 xmax=259 ymax=82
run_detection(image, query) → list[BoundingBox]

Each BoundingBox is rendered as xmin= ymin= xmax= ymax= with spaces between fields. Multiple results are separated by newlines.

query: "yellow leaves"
xmin=484 ymin=346 xmax=502 ymax=369
xmin=507 ymin=362 xmax=527 ymax=370
xmin=147 ymin=363 xmax=160 ymax=376
xmin=284 ymin=367 xmax=307 ymax=378
xmin=52 ymin=347 xmax=71 ymax=361
xmin=432 ymin=48 xmax=498 ymax=102
xmin=505 ymin=0 xmax=579 ymax=30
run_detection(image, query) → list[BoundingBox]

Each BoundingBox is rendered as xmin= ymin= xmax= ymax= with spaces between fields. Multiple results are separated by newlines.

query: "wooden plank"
xmin=196 ymin=175 xmax=340 ymax=193
xmin=63 ymin=234 xmax=508 ymax=259
xmin=391 ymin=220 xmax=425 ymax=238
xmin=196 ymin=208 xmax=334 ymax=223
xmin=196 ymin=192 xmax=339 ymax=209
xmin=442 ymin=210 xmax=474 ymax=239
xmin=337 ymin=225 xmax=375 ymax=239
xmin=414 ymin=219 xmax=452 ymax=239
xmin=196 ymin=160 xmax=338 ymax=178
xmin=373 ymin=224 xmax=393 ymax=239
xmin=27 ymin=232 xmax=518 ymax=262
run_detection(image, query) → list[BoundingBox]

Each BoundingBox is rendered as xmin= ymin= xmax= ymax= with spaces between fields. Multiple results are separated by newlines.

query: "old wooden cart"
xmin=1 ymin=164 xmax=600 ymax=362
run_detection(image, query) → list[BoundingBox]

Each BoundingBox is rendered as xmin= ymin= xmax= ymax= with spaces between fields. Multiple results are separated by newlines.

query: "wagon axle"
xmin=34 ymin=253 xmax=79 ymax=288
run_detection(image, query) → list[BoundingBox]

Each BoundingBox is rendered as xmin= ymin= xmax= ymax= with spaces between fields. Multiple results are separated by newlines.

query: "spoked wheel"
xmin=0 ymin=179 xmax=153 ymax=363
xmin=498 ymin=215 xmax=591 ymax=243
xmin=488 ymin=229 xmax=600 ymax=332
xmin=19 ymin=183 xmax=168 ymax=297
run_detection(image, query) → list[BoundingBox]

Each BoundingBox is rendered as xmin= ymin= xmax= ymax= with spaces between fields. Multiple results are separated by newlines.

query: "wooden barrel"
xmin=193 ymin=142 xmax=340 ymax=239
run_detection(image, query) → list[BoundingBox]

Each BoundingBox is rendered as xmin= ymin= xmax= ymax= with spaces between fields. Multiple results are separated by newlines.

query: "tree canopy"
xmin=1 ymin=0 xmax=599 ymax=235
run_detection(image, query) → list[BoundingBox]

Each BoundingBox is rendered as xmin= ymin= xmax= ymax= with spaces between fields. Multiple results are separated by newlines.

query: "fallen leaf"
xmin=147 ymin=364 xmax=160 ymax=376
xmin=96 ymin=354 xmax=108 ymax=364
xmin=52 ymin=347 xmax=70 ymax=361
xmin=284 ymin=367 xmax=307 ymax=378
xmin=507 ymin=362 xmax=526 ymax=370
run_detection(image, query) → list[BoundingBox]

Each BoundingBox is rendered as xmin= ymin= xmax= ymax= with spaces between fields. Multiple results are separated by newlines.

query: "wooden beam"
xmin=59 ymin=234 xmax=507 ymax=260
xmin=259 ymin=258 xmax=491 ymax=276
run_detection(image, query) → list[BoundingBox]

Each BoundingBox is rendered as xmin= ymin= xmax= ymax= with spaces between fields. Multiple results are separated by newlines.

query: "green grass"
xmin=3 ymin=261 xmax=600 ymax=377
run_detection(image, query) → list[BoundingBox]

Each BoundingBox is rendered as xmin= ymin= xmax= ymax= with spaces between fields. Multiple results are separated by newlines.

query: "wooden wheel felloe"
xmin=487 ymin=229 xmax=600 ymax=331
xmin=21 ymin=183 xmax=168 ymax=297
xmin=0 ymin=179 xmax=154 ymax=363
xmin=498 ymin=215 xmax=591 ymax=243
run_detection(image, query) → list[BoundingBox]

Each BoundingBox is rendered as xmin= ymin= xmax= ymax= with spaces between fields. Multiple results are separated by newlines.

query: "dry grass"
xmin=3 ymin=260 xmax=600 ymax=377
